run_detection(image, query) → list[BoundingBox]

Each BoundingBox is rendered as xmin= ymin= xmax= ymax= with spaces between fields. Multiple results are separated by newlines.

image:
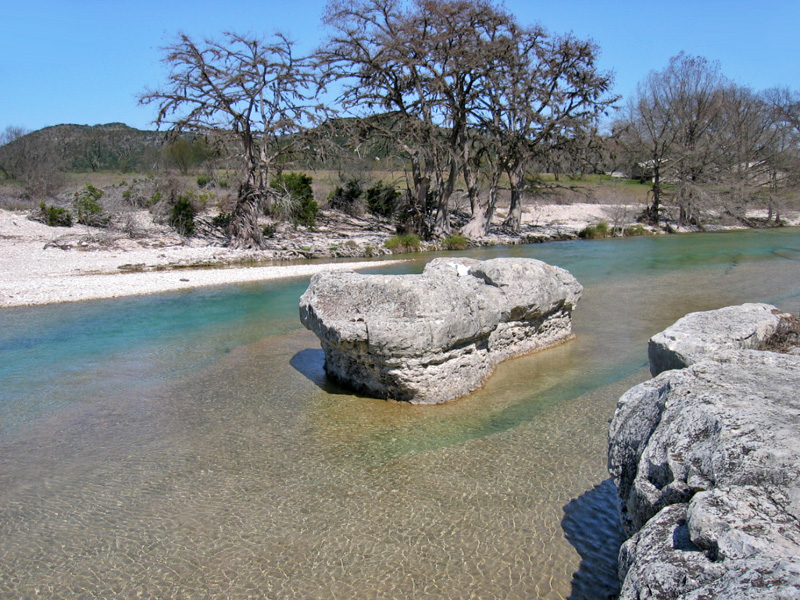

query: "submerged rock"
xmin=299 ymin=257 xmax=582 ymax=404
xmin=609 ymin=304 xmax=800 ymax=599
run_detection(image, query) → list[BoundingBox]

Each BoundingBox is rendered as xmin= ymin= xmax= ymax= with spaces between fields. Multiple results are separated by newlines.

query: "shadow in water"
xmin=290 ymin=348 xmax=354 ymax=396
xmin=562 ymin=478 xmax=625 ymax=600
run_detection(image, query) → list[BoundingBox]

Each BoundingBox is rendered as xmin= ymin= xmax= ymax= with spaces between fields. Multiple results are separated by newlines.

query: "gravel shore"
xmin=0 ymin=210 xmax=404 ymax=307
xmin=3 ymin=203 xmax=796 ymax=308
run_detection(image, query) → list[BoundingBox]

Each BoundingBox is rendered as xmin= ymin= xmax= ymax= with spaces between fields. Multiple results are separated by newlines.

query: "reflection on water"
xmin=1 ymin=228 xmax=799 ymax=598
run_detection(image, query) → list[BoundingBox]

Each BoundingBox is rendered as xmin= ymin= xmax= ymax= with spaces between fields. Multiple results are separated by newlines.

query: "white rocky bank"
xmin=608 ymin=303 xmax=800 ymax=599
xmin=299 ymin=257 xmax=582 ymax=404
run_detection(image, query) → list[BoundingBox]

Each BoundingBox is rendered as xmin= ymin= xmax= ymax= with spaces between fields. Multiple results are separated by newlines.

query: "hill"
xmin=0 ymin=123 xmax=166 ymax=172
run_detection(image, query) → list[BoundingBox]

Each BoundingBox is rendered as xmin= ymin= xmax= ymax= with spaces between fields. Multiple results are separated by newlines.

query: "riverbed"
xmin=2 ymin=228 xmax=799 ymax=599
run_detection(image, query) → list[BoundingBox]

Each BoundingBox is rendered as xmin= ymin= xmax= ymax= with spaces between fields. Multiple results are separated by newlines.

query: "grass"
xmin=442 ymin=234 xmax=470 ymax=250
xmin=385 ymin=233 xmax=421 ymax=253
xmin=578 ymin=221 xmax=611 ymax=239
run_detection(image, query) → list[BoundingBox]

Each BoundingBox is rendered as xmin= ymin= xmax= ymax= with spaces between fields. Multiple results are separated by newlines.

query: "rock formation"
xmin=648 ymin=302 xmax=787 ymax=376
xmin=299 ymin=257 xmax=582 ymax=404
xmin=609 ymin=304 xmax=800 ymax=599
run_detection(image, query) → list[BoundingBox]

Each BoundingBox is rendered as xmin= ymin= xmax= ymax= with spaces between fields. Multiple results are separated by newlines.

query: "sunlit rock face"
xmin=647 ymin=302 xmax=787 ymax=376
xmin=299 ymin=257 xmax=582 ymax=404
xmin=609 ymin=304 xmax=800 ymax=600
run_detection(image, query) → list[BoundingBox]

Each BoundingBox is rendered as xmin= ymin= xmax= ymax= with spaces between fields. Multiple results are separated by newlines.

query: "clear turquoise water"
xmin=1 ymin=228 xmax=799 ymax=599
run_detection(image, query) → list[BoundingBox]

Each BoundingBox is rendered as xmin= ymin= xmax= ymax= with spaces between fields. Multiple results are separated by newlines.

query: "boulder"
xmin=299 ymin=257 xmax=582 ymax=404
xmin=647 ymin=302 xmax=787 ymax=376
xmin=609 ymin=303 xmax=800 ymax=599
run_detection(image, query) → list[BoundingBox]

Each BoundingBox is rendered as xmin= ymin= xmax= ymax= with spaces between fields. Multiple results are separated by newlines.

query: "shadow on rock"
xmin=562 ymin=478 xmax=625 ymax=600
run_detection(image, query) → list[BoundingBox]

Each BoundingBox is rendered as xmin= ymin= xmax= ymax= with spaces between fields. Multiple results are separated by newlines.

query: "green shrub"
xmin=196 ymin=175 xmax=212 ymax=188
xmin=74 ymin=184 xmax=109 ymax=227
xmin=169 ymin=194 xmax=196 ymax=236
xmin=385 ymin=233 xmax=421 ymax=253
xmin=623 ymin=224 xmax=649 ymax=236
xmin=327 ymin=179 xmax=363 ymax=216
xmin=366 ymin=181 xmax=401 ymax=218
xmin=270 ymin=172 xmax=318 ymax=228
xmin=211 ymin=212 xmax=231 ymax=229
xmin=442 ymin=234 xmax=469 ymax=250
xmin=578 ymin=221 xmax=611 ymax=239
xmin=262 ymin=223 xmax=276 ymax=238
xmin=39 ymin=202 xmax=73 ymax=227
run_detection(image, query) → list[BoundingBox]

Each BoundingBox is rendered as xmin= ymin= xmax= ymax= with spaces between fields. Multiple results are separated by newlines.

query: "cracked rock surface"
xmin=609 ymin=304 xmax=800 ymax=599
xmin=299 ymin=257 xmax=582 ymax=404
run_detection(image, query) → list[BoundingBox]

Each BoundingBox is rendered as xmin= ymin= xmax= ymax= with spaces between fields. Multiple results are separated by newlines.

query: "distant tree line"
xmin=137 ymin=0 xmax=615 ymax=247
xmin=615 ymin=53 xmax=800 ymax=227
xmin=3 ymin=0 xmax=800 ymax=247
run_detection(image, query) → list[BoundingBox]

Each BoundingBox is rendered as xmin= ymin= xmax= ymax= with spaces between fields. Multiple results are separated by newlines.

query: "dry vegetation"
xmin=759 ymin=313 xmax=800 ymax=354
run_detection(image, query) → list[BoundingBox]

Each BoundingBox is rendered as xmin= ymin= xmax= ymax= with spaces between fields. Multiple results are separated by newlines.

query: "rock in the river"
xmin=609 ymin=304 xmax=800 ymax=599
xmin=647 ymin=302 xmax=787 ymax=376
xmin=299 ymin=257 xmax=582 ymax=404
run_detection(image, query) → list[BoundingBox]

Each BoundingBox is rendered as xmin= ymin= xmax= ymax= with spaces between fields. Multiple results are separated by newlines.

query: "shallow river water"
xmin=2 ymin=228 xmax=800 ymax=599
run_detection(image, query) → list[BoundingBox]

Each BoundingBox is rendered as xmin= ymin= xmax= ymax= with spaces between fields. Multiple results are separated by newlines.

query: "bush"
xmin=270 ymin=172 xmax=318 ymax=228
xmin=578 ymin=221 xmax=611 ymax=239
xmin=442 ymin=234 xmax=469 ymax=250
xmin=73 ymin=184 xmax=109 ymax=227
xmin=211 ymin=212 xmax=231 ymax=229
xmin=327 ymin=179 xmax=364 ymax=216
xmin=169 ymin=194 xmax=196 ymax=236
xmin=366 ymin=181 xmax=401 ymax=218
xmin=38 ymin=201 xmax=73 ymax=227
xmin=196 ymin=175 xmax=212 ymax=188
xmin=385 ymin=233 xmax=421 ymax=253
xmin=623 ymin=224 xmax=649 ymax=237
xmin=262 ymin=223 xmax=277 ymax=238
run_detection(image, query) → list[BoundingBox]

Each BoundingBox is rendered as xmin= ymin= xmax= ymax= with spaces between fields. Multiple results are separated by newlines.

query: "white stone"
xmin=299 ymin=257 xmax=582 ymax=404
xmin=610 ymin=303 xmax=800 ymax=599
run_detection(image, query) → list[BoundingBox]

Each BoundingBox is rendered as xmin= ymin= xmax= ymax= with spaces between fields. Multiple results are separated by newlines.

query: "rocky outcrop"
xmin=609 ymin=304 xmax=800 ymax=599
xmin=647 ymin=302 xmax=786 ymax=376
xmin=299 ymin=257 xmax=582 ymax=404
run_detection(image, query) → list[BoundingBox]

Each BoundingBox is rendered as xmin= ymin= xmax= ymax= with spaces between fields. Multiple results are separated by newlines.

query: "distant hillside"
xmin=0 ymin=123 xmax=166 ymax=173
xmin=0 ymin=116 xmax=411 ymax=177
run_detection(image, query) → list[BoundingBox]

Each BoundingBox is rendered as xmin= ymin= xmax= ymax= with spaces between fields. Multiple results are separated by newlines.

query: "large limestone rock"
xmin=299 ymin=257 xmax=582 ymax=404
xmin=609 ymin=304 xmax=800 ymax=599
xmin=648 ymin=302 xmax=786 ymax=376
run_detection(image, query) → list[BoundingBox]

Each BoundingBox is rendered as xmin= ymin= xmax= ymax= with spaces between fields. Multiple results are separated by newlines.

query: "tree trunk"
xmin=462 ymin=200 xmax=492 ymax=238
xmin=432 ymin=158 xmax=457 ymax=236
xmin=462 ymin=168 xmax=500 ymax=239
xmin=503 ymin=167 xmax=524 ymax=233
xmin=642 ymin=169 xmax=662 ymax=225
xmin=229 ymin=185 xmax=264 ymax=249
xmin=463 ymin=159 xmax=479 ymax=217
xmin=401 ymin=153 xmax=430 ymax=237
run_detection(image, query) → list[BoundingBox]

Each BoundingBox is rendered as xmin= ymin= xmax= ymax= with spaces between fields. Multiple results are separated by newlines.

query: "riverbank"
xmin=2 ymin=204 xmax=798 ymax=308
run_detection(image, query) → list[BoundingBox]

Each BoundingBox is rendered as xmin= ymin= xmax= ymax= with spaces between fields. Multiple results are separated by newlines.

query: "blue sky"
xmin=2 ymin=0 xmax=799 ymax=133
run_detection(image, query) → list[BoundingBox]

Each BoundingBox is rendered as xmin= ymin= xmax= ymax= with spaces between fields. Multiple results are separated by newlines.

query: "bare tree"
xmin=617 ymin=53 xmax=729 ymax=226
xmin=464 ymin=26 xmax=615 ymax=236
xmin=763 ymin=88 xmax=800 ymax=221
xmin=0 ymin=126 xmax=66 ymax=198
xmin=713 ymin=86 xmax=784 ymax=221
xmin=140 ymin=32 xmax=319 ymax=248
xmin=616 ymin=64 xmax=680 ymax=224
xmin=320 ymin=0 xmax=522 ymax=237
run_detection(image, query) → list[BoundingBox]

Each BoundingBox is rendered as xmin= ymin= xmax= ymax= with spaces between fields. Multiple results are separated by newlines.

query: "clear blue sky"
xmin=2 ymin=0 xmax=799 ymax=133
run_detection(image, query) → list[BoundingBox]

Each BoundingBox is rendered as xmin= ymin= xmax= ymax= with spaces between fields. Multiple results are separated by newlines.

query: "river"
xmin=2 ymin=228 xmax=800 ymax=599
